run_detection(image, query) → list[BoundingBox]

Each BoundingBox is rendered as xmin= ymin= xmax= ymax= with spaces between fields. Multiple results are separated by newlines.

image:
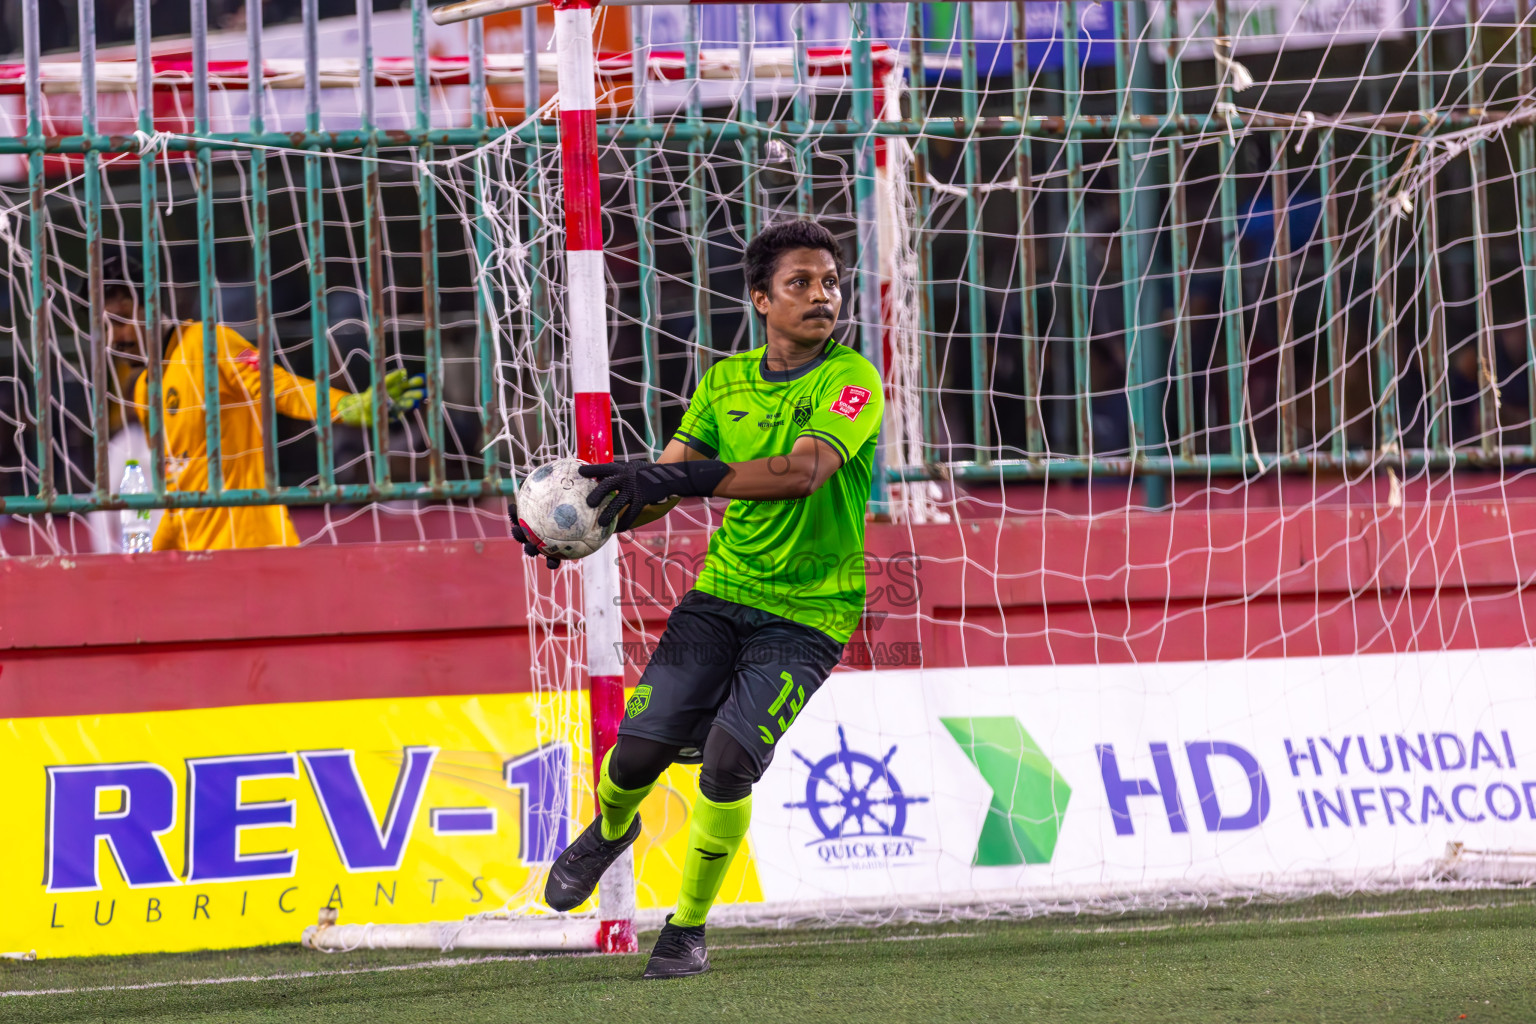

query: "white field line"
xmin=0 ymin=952 xmax=574 ymax=999
xmin=3 ymin=900 xmax=1527 ymax=1000
xmin=0 ymin=933 xmax=980 ymax=999
xmin=714 ymin=931 xmax=979 ymax=952
xmin=1067 ymin=898 xmax=1530 ymax=936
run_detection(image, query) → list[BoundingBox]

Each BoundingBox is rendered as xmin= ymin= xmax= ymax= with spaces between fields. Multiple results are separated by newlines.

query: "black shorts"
xmin=619 ymin=589 xmax=845 ymax=775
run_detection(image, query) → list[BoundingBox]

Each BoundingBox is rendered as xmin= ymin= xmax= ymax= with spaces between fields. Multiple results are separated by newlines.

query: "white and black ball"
xmin=514 ymin=458 xmax=616 ymax=561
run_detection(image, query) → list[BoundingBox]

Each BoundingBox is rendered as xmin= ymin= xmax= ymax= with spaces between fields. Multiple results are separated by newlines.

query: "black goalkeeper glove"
xmin=509 ymin=512 xmax=562 ymax=570
xmin=579 ymin=459 xmax=730 ymax=533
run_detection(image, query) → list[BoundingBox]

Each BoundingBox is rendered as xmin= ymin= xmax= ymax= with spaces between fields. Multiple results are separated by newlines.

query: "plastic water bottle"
xmin=119 ymin=460 xmax=153 ymax=554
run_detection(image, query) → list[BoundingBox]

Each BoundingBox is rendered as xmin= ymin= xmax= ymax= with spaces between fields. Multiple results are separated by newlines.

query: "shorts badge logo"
xmin=830 ymin=385 xmax=871 ymax=421
xmin=626 ymin=684 xmax=652 ymax=719
xmin=792 ymin=396 xmax=813 ymax=427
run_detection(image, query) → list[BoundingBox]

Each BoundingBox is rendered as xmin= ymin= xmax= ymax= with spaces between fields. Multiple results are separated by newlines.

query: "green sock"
xmin=596 ymin=749 xmax=654 ymax=841
xmin=671 ymin=793 xmax=752 ymax=927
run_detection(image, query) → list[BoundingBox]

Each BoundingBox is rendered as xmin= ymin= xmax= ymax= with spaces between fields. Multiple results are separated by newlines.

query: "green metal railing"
xmin=2 ymin=1 xmax=1533 ymax=520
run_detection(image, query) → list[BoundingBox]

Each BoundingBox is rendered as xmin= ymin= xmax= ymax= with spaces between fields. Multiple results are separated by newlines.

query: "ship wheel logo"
xmin=785 ymin=726 xmax=929 ymax=843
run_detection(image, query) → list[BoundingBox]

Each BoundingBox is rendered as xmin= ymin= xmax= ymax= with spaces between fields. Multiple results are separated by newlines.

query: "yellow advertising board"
xmin=1 ymin=694 xmax=761 ymax=957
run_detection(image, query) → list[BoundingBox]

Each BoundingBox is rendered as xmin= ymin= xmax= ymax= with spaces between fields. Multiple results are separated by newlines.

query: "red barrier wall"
xmin=5 ymin=498 xmax=1535 ymax=720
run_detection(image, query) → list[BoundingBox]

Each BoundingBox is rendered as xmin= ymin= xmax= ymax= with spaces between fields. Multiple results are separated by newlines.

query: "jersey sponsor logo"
xmin=792 ymin=396 xmax=814 ymax=426
xmin=726 ymin=409 xmax=748 ymax=422
xmin=830 ymin=385 xmax=872 ymax=421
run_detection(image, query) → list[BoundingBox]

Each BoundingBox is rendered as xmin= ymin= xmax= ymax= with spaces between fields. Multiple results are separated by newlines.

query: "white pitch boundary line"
xmin=0 ymin=952 xmax=569 ymax=1000
xmin=0 ymin=933 xmax=981 ymax=1000
xmin=3 ymin=900 xmax=1529 ymax=1000
xmin=1068 ymin=898 xmax=1531 ymax=936
xmin=715 ymin=931 xmax=979 ymax=952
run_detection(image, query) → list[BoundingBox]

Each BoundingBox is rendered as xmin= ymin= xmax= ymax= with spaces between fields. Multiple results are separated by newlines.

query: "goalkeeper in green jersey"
xmin=513 ymin=220 xmax=883 ymax=979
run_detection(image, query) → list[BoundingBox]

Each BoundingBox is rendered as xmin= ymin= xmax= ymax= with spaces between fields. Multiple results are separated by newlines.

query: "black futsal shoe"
xmin=543 ymin=813 xmax=641 ymax=913
xmin=642 ymin=915 xmax=710 ymax=979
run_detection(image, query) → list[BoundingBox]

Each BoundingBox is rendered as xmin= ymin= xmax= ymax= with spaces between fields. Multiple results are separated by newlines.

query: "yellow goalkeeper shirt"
xmin=132 ymin=323 xmax=348 ymax=552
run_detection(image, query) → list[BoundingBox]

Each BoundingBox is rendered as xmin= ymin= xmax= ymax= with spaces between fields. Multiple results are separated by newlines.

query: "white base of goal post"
xmin=595 ymin=845 xmax=638 ymax=952
xmin=1434 ymin=843 xmax=1536 ymax=885
xmin=302 ymin=916 xmax=606 ymax=953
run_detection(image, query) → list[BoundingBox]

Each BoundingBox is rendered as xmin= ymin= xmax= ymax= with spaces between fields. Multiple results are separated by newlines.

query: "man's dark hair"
xmin=99 ymin=250 xmax=144 ymax=308
xmin=743 ymin=220 xmax=847 ymax=300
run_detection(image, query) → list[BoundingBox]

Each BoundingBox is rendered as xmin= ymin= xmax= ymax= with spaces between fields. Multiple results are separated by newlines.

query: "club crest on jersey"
xmin=792 ymin=396 xmax=813 ymax=426
xmin=830 ymin=385 xmax=871 ymax=421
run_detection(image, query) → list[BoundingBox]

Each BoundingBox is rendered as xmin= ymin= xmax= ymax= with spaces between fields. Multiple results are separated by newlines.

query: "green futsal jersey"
xmin=673 ymin=341 xmax=884 ymax=644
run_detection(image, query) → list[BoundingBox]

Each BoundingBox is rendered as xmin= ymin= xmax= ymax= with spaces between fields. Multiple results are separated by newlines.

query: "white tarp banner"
xmin=749 ymin=651 xmax=1536 ymax=907
xmin=1148 ymin=0 xmax=1408 ymax=60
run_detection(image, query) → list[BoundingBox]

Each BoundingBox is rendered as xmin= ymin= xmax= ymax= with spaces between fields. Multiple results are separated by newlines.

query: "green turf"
xmin=3 ymin=889 xmax=1534 ymax=1024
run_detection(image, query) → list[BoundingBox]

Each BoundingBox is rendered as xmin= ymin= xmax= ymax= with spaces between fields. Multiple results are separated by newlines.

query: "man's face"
xmin=104 ymin=296 xmax=144 ymax=355
xmin=752 ymin=247 xmax=842 ymax=345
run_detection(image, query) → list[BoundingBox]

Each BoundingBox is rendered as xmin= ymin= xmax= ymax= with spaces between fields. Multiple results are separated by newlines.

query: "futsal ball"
xmin=514 ymin=458 xmax=617 ymax=560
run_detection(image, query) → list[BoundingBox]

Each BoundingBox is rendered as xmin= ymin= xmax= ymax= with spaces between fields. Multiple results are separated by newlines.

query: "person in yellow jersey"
xmin=103 ymin=268 xmax=424 ymax=552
